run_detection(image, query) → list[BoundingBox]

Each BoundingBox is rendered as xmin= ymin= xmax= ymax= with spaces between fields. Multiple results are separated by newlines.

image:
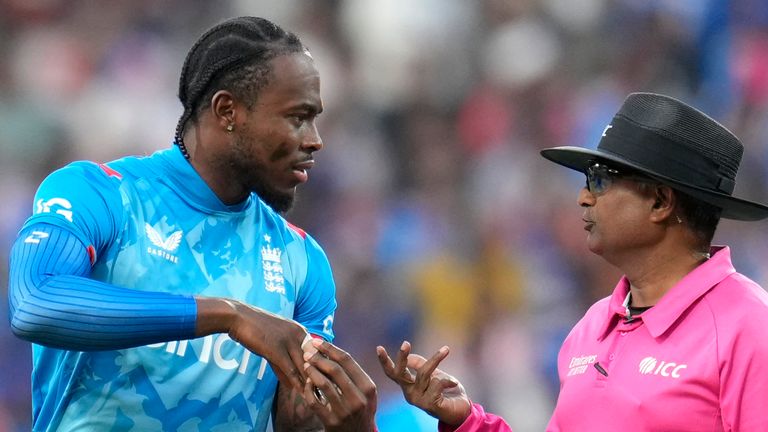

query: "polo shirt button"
xmin=609 ymin=354 xmax=615 ymax=360
xmin=620 ymin=332 xmax=627 ymax=336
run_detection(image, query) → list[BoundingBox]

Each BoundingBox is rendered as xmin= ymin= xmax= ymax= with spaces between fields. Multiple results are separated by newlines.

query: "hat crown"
xmin=540 ymin=92 xmax=768 ymax=221
xmin=616 ymin=93 xmax=743 ymax=180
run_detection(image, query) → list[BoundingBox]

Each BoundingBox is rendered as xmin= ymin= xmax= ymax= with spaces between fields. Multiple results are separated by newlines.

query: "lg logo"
xmin=639 ymin=356 xmax=687 ymax=378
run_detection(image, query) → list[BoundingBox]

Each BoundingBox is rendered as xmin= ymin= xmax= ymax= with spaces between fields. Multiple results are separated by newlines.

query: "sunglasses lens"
xmin=586 ymin=165 xmax=611 ymax=194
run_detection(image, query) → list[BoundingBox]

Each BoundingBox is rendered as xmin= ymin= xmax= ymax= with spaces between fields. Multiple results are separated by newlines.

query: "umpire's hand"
xmin=377 ymin=341 xmax=471 ymax=427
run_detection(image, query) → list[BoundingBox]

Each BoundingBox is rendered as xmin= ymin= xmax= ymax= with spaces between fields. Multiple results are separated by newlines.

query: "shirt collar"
xmin=156 ymin=145 xmax=251 ymax=213
xmin=597 ymin=246 xmax=736 ymax=340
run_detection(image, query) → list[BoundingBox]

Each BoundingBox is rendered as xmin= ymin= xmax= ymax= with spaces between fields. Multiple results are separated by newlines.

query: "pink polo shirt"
xmin=440 ymin=246 xmax=768 ymax=432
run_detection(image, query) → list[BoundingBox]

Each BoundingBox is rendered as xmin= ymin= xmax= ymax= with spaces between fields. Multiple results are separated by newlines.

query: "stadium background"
xmin=1 ymin=0 xmax=768 ymax=430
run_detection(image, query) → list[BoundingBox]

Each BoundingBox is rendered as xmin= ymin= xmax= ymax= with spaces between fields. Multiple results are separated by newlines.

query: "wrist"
xmin=436 ymin=402 xmax=472 ymax=431
xmin=194 ymin=296 xmax=239 ymax=337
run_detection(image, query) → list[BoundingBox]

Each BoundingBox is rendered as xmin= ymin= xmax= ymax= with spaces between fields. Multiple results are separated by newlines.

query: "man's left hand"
xmin=302 ymin=339 xmax=378 ymax=432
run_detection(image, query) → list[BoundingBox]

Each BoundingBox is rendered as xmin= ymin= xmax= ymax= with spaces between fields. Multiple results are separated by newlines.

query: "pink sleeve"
xmin=437 ymin=403 xmax=513 ymax=432
xmin=719 ymin=314 xmax=768 ymax=430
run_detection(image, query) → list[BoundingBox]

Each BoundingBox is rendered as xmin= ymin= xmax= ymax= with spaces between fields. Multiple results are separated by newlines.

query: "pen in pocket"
xmin=594 ymin=362 xmax=608 ymax=377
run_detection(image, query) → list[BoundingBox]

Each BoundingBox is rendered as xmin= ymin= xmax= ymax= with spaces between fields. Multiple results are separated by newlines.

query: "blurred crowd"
xmin=2 ymin=0 xmax=768 ymax=430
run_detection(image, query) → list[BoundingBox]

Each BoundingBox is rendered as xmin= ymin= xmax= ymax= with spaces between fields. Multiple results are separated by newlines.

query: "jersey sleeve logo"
xmin=322 ymin=314 xmax=334 ymax=335
xmin=24 ymin=231 xmax=50 ymax=244
xmin=35 ymin=198 xmax=74 ymax=222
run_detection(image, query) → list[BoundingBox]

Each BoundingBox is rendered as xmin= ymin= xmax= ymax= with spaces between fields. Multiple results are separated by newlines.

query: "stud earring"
xmin=226 ymin=124 xmax=234 ymax=132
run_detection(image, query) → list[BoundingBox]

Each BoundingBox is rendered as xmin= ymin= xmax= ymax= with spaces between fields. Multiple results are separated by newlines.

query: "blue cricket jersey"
xmin=14 ymin=145 xmax=337 ymax=431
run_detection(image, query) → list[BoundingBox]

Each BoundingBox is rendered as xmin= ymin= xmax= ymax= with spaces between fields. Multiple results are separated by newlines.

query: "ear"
xmin=210 ymin=90 xmax=237 ymax=130
xmin=649 ymin=185 xmax=676 ymax=223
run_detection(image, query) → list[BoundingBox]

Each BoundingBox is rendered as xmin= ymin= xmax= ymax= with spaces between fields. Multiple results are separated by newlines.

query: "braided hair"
xmin=174 ymin=17 xmax=305 ymax=159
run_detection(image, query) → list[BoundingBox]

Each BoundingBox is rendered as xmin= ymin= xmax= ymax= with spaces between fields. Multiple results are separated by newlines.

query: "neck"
xmin=183 ymin=129 xmax=248 ymax=206
xmin=621 ymin=244 xmax=709 ymax=308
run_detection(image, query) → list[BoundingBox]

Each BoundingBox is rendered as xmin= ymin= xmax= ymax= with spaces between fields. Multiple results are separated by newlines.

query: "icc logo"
xmin=639 ymin=356 xmax=687 ymax=378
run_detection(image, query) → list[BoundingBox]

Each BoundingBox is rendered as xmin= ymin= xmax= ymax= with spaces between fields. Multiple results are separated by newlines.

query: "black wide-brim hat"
xmin=541 ymin=92 xmax=768 ymax=221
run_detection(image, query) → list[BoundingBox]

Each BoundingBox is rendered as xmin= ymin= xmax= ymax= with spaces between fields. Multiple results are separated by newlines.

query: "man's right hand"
xmin=195 ymin=297 xmax=309 ymax=391
xmin=376 ymin=341 xmax=472 ymax=427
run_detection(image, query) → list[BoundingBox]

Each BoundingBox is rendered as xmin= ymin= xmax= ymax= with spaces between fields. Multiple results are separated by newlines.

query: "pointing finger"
xmin=414 ymin=346 xmax=450 ymax=392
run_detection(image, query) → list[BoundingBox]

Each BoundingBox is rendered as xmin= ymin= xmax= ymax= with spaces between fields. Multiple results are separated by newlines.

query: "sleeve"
xmin=21 ymin=161 xmax=123 ymax=259
xmin=438 ymin=403 xmax=513 ymax=432
xmin=8 ymin=161 xmax=200 ymax=350
xmin=718 ymin=301 xmax=768 ymax=431
xmin=8 ymin=223 xmax=198 ymax=350
xmin=292 ymin=233 xmax=337 ymax=342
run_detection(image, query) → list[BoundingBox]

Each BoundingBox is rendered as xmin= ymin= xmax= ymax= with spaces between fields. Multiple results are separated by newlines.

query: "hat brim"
xmin=541 ymin=146 xmax=768 ymax=221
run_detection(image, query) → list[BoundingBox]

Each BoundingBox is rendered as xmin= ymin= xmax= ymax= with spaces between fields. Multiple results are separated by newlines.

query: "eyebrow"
xmin=292 ymin=102 xmax=323 ymax=115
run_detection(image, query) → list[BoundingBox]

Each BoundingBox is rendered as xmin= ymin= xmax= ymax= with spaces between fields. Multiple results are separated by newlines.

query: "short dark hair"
xmin=634 ymin=180 xmax=721 ymax=249
xmin=675 ymin=190 xmax=722 ymax=249
xmin=174 ymin=16 xmax=305 ymax=159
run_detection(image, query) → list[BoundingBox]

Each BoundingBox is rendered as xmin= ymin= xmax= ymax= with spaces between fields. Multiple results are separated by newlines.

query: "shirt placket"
xmin=595 ymin=318 xmax=644 ymax=384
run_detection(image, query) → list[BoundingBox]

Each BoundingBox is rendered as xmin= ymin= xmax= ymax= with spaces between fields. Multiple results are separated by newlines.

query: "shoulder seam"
xmin=285 ymin=221 xmax=307 ymax=239
xmin=96 ymin=162 xmax=123 ymax=180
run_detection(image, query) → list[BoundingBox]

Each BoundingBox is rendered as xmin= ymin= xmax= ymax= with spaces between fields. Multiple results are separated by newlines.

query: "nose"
xmin=578 ymin=186 xmax=595 ymax=208
xmin=301 ymin=123 xmax=323 ymax=153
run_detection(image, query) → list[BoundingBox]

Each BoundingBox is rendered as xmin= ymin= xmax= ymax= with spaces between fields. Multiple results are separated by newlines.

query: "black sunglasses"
xmin=585 ymin=161 xmax=652 ymax=195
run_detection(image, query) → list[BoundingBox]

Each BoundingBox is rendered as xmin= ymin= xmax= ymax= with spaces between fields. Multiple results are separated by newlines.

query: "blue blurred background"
xmin=2 ymin=1 xmax=768 ymax=430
